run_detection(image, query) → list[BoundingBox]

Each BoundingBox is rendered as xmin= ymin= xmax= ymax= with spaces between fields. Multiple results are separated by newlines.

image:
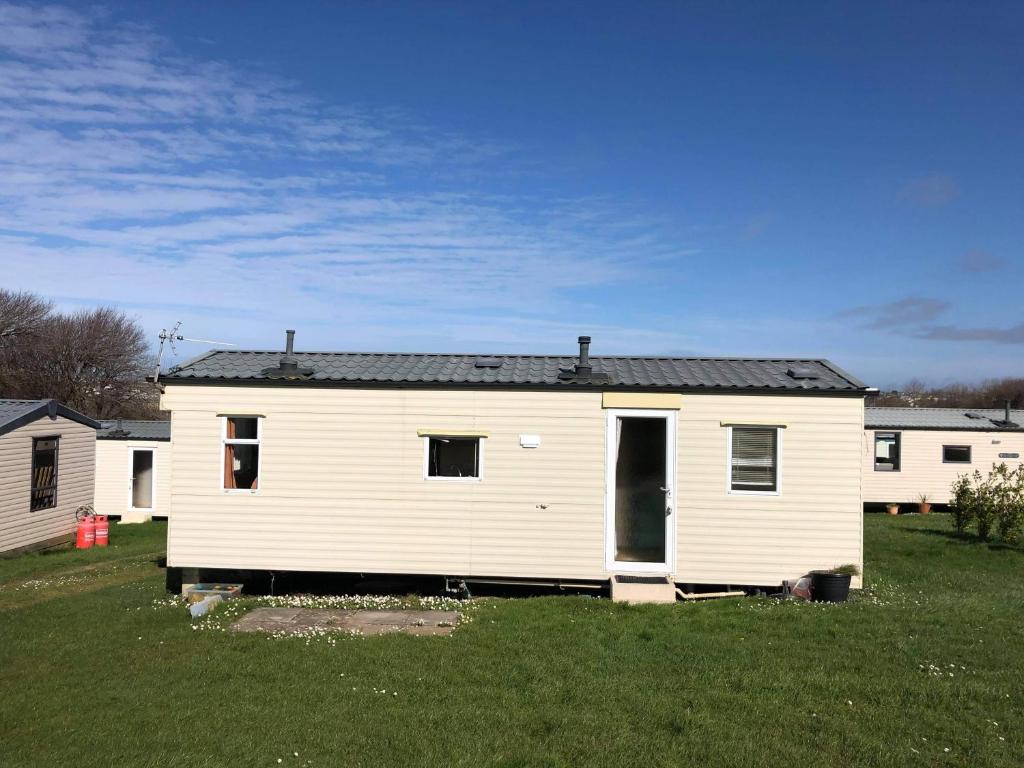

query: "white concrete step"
xmin=610 ymin=574 xmax=676 ymax=604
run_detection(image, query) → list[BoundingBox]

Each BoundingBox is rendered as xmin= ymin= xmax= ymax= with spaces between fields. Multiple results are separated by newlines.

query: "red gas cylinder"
xmin=75 ymin=516 xmax=95 ymax=549
xmin=94 ymin=515 xmax=109 ymax=547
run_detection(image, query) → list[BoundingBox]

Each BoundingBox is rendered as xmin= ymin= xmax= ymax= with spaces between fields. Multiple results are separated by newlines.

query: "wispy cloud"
xmin=836 ymin=297 xmax=950 ymax=330
xmin=958 ymin=249 xmax=1007 ymax=273
xmin=0 ymin=2 xmax=693 ymax=356
xmin=737 ymin=213 xmax=775 ymax=242
xmin=837 ymin=296 xmax=1024 ymax=345
xmin=900 ymin=173 xmax=960 ymax=207
xmin=916 ymin=323 xmax=1024 ymax=344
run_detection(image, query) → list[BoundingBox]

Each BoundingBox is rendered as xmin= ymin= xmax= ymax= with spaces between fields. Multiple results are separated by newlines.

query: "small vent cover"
xmin=614 ymin=575 xmax=670 ymax=584
xmin=474 ymin=357 xmax=503 ymax=368
xmin=787 ymin=366 xmax=819 ymax=380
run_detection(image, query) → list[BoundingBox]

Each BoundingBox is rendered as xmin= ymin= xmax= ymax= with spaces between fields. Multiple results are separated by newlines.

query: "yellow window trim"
xmin=417 ymin=429 xmax=490 ymax=438
xmin=601 ymin=392 xmax=683 ymax=409
xmin=720 ymin=421 xmax=788 ymax=428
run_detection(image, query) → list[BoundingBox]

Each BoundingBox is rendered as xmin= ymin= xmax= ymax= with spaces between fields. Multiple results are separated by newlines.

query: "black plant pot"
xmin=811 ymin=572 xmax=851 ymax=603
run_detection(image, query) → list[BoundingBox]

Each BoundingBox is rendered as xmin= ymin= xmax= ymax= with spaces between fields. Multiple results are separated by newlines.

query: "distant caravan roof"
xmin=162 ymin=350 xmax=870 ymax=394
xmin=866 ymin=407 xmax=1024 ymax=432
xmin=0 ymin=399 xmax=101 ymax=437
xmin=97 ymin=420 xmax=171 ymax=441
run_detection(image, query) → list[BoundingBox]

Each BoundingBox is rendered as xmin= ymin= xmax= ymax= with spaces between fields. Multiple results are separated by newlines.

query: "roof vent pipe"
xmin=261 ymin=329 xmax=313 ymax=379
xmin=279 ymin=329 xmax=297 ymax=372
xmin=1006 ymin=400 xmax=1012 ymax=425
xmin=576 ymin=335 xmax=592 ymax=376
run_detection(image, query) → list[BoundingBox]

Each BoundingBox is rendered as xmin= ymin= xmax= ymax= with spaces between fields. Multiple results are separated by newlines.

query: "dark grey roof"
xmin=0 ymin=399 xmax=101 ymax=437
xmin=866 ymin=407 xmax=1024 ymax=432
xmin=97 ymin=420 xmax=170 ymax=441
xmin=163 ymin=350 xmax=870 ymax=393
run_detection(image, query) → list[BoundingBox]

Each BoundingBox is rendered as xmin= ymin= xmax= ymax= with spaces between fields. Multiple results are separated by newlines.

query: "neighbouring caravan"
xmin=864 ymin=406 xmax=1024 ymax=506
xmin=95 ymin=420 xmax=172 ymax=523
xmin=159 ymin=332 xmax=873 ymax=594
xmin=0 ymin=399 xmax=99 ymax=555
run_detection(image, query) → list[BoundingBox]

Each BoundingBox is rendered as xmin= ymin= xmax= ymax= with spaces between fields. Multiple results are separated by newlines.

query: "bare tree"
xmin=0 ymin=293 xmax=161 ymax=419
xmin=0 ymin=289 xmax=52 ymax=342
xmin=0 ymin=289 xmax=54 ymax=393
xmin=875 ymin=377 xmax=1024 ymax=409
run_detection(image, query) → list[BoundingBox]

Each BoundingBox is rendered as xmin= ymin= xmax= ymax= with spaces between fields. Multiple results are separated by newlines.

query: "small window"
xmin=426 ymin=437 xmax=480 ymax=479
xmin=223 ymin=417 xmax=260 ymax=490
xmin=943 ymin=445 xmax=972 ymax=464
xmin=729 ymin=427 xmax=779 ymax=493
xmin=875 ymin=432 xmax=901 ymax=472
xmin=30 ymin=437 xmax=59 ymax=511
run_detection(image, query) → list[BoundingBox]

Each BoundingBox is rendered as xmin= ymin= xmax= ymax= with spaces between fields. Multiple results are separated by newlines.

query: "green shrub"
xmin=975 ymin=486 xmax=997 ymax=541
xmin=950 ymin=463 xmax=1024 ymax=543
xmin=950 ymin=473 xmax=977 ymax=534
xmin=994 ymin=465 xmax=1024 ymax=544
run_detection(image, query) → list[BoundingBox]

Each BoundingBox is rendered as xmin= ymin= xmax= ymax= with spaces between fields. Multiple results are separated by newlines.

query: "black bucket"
xmin=811 ymin=572 xmax=851 ymax=603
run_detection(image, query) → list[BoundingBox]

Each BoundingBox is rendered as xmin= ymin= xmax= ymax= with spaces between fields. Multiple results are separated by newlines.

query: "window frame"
xmin=873 ymin=431 xmax=902 ymax=472
xmin=726 ymin=425 xmax=782 ymax=496
xmin=30 ymin=436 xmax=60 ymax=511
xmin=942 ymin=444 xmax=972 ymax=464
xmin=422 ymin=435 xmax=485 ymax=482
xmin=220 ymin=416 xmax=262 ymax=493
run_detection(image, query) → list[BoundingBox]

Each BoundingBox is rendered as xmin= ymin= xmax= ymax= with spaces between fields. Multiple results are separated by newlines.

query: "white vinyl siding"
xmin=162 ymin=386 xmax=864 ymax=587
xmin=0 ymin=416 xmax=95 ymax=554
xmin=863 ymin=429 xmax=1024 ymax=504
xmin=94 ymin=439 xmax=172 ymax=519
xmin=679 ymin=397 xmax=861 ymax=586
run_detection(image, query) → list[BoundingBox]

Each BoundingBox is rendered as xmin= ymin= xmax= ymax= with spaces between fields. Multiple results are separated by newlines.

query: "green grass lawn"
xmin=0 ymin=515 xmax=1021 ymax=768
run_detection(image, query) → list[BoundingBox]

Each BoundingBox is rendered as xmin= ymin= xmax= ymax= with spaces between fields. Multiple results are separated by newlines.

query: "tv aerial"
xmin=153 ymin=321 xmax=236 ymax=382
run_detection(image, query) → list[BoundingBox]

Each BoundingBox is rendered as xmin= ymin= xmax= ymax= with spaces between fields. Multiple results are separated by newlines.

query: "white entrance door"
xmin=128 ymin=448 xmax=156 ymax=513
xmin=605 ymin=409 xmax=676 ymax=573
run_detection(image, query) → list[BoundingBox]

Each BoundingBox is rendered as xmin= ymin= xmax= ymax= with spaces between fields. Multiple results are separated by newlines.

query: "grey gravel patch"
xmin=232 ymin=607 xmax=459 ymax=636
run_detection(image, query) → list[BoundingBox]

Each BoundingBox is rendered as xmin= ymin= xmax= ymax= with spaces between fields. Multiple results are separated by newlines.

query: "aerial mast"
xmin=153 ymin=321 xmax=236 ymax=382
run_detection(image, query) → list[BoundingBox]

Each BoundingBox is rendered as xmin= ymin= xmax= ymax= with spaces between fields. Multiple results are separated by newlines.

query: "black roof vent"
xmin=261 ymin=329 xmax=314 ymax=380
xmin=474 ymin=357 xmax=503 ymax=369
xmin=558 ymin=334 xmax=611 ymax=384
xmin=992 ymin=401 xmax=1018 ymax=429
xmin=787 ymin=366 xmax=820 ymax=380
xmin=575 ymin=336 xmax=592 ymax=377
xmin=965 ymin=412 xmax=986 ymax=420
xmin=99 ymin=421 xmax=131 ymax=438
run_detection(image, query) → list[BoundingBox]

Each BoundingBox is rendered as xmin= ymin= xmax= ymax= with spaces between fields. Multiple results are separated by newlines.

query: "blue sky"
xmin=0 ymin=1 xmax=1021 ymax=387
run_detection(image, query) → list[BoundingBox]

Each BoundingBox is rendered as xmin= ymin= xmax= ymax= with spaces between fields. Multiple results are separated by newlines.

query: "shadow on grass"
xmin=169 ymin=566 xmax=609 ymax=600
xmin=899 ymin=525 xmax=1024 ymax=554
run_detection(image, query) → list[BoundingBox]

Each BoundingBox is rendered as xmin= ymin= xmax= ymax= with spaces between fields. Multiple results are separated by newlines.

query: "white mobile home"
xmin=94 ymin=420 xmax=172 ymax=523
xmin=160 ymin=333 xmax=872 ymax=593
xmin=864 ymin=406 xmax=1024 ymax=506
xmin=0 ymin=399 xmax=99 ymax=555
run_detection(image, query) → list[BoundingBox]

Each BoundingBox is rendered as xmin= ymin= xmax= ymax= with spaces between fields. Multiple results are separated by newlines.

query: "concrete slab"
xmin=610 ymin=575 xmax=677 ymax=604
xmin=232 ymin=607 xmax=459 ymax=636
